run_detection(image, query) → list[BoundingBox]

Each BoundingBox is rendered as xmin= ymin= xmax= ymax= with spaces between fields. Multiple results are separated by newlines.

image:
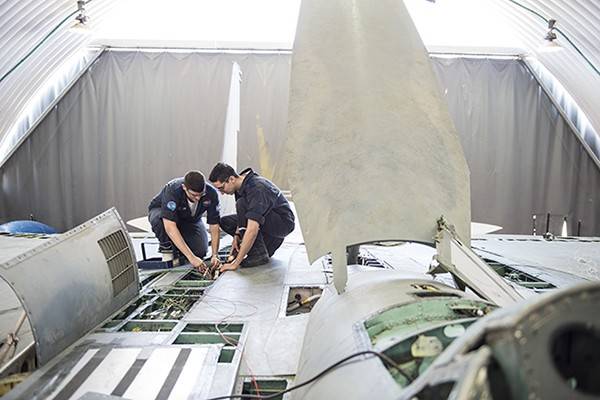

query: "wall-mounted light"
xmin=75 ymin=0 xmax=89 ymax=25
xmin=538 ymin=18 xmax=562 ymax=53
xmin=544 ymin=19 xmax=557 ymax=42
xmin=507 ymin=0 xmax=600 ymax=76
xmin=69 ymin=0 xmax=92 ymax=34
xmin=0 ymin=0 xmax=95 ymax=86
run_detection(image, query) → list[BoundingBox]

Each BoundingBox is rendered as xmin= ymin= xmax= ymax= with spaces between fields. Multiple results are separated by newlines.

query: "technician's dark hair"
xmin=209 ymin=162 xmax=239 ymax=183
xmin=184 ymin=170 xmax=206 ymax=193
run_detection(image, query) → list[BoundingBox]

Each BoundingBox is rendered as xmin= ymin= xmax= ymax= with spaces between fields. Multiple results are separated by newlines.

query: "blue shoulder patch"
xmin=167 ymin=201 xmax=177 ymax=211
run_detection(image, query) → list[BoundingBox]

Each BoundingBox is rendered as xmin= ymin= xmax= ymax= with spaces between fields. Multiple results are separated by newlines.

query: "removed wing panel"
xmin=287 ymin=0 xmax=471 ymax=291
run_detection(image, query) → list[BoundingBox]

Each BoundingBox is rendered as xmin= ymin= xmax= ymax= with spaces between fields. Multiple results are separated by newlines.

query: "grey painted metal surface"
xmin=4 ymin=236 xmax=314 ymax=399
xmin=399 ymin=280 xmax=600 ymax=400
xmin=44 ymin=346 xmax=218 ymax=400
xmin=286 ymin=0 xmax=471 ymax=292
xmin=435 ymin=221 xmax=526 ymax=306
xmin=292 ymin=256 xmax=600 ymax=399
xmin=0 ymin=277 xmax=33 ymax=375
xmin=472 ymin=234 xmax=600 ymax=282
xmin=291 ymin=272 xmax=479 ymax=399
xmin=0 ymin=208 xmax=138 ymax=365
xmin=186 ymin=242 xmax=325 ymax=377
xmin=5 ymin=345 xmax=221 ymax=400
xmin=4 ymin=201 xmax=598 ymax=399
xmin=0 ymin=234 xmax=53 ymax=264
xmin=5 ymin=218 xmax=600 ymax=398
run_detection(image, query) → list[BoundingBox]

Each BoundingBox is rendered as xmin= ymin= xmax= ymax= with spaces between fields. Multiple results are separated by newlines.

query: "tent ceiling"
xmin=0 ymin=0 xmax=114 ymax=165
xmin=93 ymin=0 xmax=301 ymax=50
xmin=489 ymin=0 xmax=600 ymax=160
xmin=0 ymin=0 xmax=599 ymax=166
xmin=404 ymin=0 xmax=525 ymax=54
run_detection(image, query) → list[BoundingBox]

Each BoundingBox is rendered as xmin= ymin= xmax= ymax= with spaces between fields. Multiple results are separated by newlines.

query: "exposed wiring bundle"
xmin=204 ymin=350 xmax=404 ymax=400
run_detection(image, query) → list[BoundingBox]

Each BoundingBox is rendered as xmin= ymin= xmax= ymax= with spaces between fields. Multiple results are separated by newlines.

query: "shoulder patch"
xmin=167 ymin=201 xmax=177 ymax=211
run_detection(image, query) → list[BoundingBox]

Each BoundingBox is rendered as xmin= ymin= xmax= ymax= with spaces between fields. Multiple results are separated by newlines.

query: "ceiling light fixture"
xmin=538 ymin=18 xmax=562 ymax=53
xmin=0 ymin=0 xmax=94 ymax=85
xmin=544 ymin=19 xmax=557 ymax=42
xmin=507 ymin=0 xmax=599 ymax=75
xmin=69 ymin=0 xmax=93 ymax=34
xmin=75 ymin=0 xmax=89 ymax=25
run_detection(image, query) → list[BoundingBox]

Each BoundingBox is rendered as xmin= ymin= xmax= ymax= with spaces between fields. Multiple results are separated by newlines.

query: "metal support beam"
xmin=434 ymin=218 xmax=524 ymax=307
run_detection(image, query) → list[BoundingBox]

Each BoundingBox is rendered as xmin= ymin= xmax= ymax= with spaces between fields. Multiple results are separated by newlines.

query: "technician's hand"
xmin=210 ymin=254 xmax=221 ymax=269
xmin=220 ymin=261 xmax=240 ymax=272
xmin=189 ymin=255 xmax=207 ymax=272
xmin=231 ymin=236 xmax=240 ymax=253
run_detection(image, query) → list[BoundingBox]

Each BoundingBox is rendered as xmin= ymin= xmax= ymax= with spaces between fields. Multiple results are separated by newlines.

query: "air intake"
xmin=98 ymin=230 xmax=136 ymax=296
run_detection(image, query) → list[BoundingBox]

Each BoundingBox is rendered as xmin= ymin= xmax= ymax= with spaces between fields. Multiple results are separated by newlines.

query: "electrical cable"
xmin=202 ymin=293 xmax=260 ymax=320
xmin=216 ymin=327 xmax=262 ymax=398
xmin=214 ymin=315 xmax=262 ymax=397
xmin=203 ymin=350 xmax=407 ymax=400
xmin=505 ymin=0 xmax=600 ymax=77
xmin=0 ymin=0 xmax=94 ymax=85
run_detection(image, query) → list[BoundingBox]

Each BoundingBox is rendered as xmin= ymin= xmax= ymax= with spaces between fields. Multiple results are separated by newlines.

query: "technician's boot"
xmin=159 ymin=243 xmax=174 ymax=262
xmin=240 ymin=234 xmax=269 ymax=267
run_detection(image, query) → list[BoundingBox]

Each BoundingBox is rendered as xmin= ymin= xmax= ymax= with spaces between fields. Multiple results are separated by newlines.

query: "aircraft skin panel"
xmin=39 ymin=347 xmax=218 ymax=400
xmin=3 ymin=220 xmax=600 ymax=399
xmin=291 ymin=272 xmax=489 ymax=399
xmin=0 ymin=277 xmax=34 ymax=373
xmin=472 ymin=234 xmax=600 ymax=281
xmin=122 ymin=347 xmax=184 ymax=399
xmin=287 ymin=0 xmax=471 ymax=269
xmin=166 ymin=347 xmax=215 ymax=400
xmin=0 ymin=208 xmax=139 ymax=366
xmin=185 ymin=243 xmax=322 ymax=376
xmin=68 ymin=348 xmax=140 ymax=400
xmin=46 ymin=348 xmax=100 ymax=400
xmin=0 ymin=235 xmax=53 ymax=264
xmin=398 ymin=281 xmax=600 ymax=400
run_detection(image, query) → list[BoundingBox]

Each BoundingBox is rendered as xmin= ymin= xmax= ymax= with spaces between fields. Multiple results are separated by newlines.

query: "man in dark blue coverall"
xmin=209 ymin=163 xmax=295 ymax=271
xmin=148 ymin=171 xmax=221 ymax=271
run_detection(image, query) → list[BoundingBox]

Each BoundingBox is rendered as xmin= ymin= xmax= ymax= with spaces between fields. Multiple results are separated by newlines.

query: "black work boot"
xmin=240 ymin=233 xmax=270 ymax=267
xmin=158 ymin=243 xmax=174 ymax=261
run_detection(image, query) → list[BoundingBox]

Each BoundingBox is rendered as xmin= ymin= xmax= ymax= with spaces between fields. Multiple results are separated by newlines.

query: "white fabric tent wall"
xmin=489 ymin=0 xmax=600 ymax=162
xmin=431 ymin=56 xmax=600 ymax=236
xmin=0 ymin=50 xmax=291 ymax=230
xmin=403 ymin=0 xmax=600 ymax=163
xmin=0 ymin=51 xmax=598 ymax=236
xmin=2 ymin=0 xmax=600 ymax=172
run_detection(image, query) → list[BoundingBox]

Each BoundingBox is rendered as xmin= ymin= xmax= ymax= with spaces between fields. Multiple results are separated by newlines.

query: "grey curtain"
xmin=430 ymin=56 xmax=599 ymax=236
xmin=0 ymin=50 xmax=291 ymax=230
xmin=0 ymin=52 xmax=598 ymax=236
